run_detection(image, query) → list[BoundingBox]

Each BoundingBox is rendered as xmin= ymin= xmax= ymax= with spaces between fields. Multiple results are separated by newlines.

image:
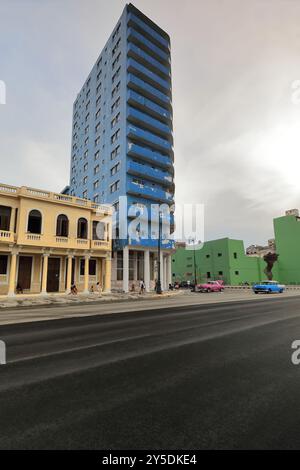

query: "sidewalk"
xmin=0 ymin=290 xmax=184 ymax=309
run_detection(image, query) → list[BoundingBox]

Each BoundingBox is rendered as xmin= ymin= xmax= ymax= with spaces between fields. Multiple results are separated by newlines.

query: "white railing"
xmin=26 ymin=234 xmax=41 ymax=241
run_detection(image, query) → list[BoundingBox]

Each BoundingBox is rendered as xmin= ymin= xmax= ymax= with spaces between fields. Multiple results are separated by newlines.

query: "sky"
xmin=1 ymin=0 xmax=300 ymax=246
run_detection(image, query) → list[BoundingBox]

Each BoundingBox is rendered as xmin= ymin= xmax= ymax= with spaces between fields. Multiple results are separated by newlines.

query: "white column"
xmin=144 ymin=250 xmax=150 ymax=292
xmin=41 ymin=253 xmax=49 ymax=295
xmin=8 ymin=250 xmax=18 ymax=297
xmin=160 ymin=251 xmax=164 ymax=291
xmin=133 ymin=251 xmax=138 ymax=281
xmin=167 ymin=254 xmax=172 ymax=288
xmin=123 ymin=246 xmax=129 ymax=293
xmin=164 ymin=255 xmax=168 ymax=290
xmin=84 ymin=254 xmax=90 ymax=294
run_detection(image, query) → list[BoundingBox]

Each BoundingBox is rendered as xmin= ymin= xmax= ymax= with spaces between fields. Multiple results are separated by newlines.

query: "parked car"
xmin=179 ymin=281 xmax=195 ymax=289
xmin=194 ymin=280 xmax=224 ymax=293
xmin=252 ymin=280 xmax=285 ymax=294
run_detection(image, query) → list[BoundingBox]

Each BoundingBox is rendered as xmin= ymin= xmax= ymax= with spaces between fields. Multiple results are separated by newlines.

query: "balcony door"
xmin=47 ymin=257 xmax=60 ymax=293
xmin=17 ymin=256 xmax=32 ymax=290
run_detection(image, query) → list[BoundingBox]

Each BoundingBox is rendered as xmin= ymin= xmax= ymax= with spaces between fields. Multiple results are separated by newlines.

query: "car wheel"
xmin=254 ymin=291 xmax=258 ymax=294
xmin=268 ymin=289 xmax=272 ymax=293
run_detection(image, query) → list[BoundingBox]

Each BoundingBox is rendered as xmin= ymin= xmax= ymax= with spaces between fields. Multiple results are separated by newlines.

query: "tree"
xmin=263 ymin=252 xmax=279 ymax=280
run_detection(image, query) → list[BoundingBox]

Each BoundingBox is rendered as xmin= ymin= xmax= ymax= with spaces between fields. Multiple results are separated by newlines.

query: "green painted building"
xmin=274 ymin=211 xmax=300 ymax=284
xmin=172 ymin=238 xmax=268 ymax=286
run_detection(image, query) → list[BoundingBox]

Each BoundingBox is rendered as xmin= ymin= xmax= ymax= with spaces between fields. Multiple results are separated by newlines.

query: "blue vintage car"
xmin=252 ymin=280 xmax=285 ymax=294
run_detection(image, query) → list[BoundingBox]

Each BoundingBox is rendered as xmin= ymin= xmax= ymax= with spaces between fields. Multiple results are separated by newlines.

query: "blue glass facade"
xmin=69 ymin=3 xmax=174 ymax=268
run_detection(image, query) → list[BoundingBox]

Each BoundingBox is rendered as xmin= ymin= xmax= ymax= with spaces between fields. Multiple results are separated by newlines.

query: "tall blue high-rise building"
xmin=69 ymin=3 xmax=175 ymax=291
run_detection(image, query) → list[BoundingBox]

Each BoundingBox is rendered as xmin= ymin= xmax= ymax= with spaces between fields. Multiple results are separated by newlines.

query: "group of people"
xmin=69 ymin=282 xmax=102 ymax=295
xmin=130 ymin=280 xmax=146 ymax=294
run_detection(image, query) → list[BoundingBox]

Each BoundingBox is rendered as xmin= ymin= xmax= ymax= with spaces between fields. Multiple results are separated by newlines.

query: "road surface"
xmin=1 ymin=295 xmax=300 ymax=449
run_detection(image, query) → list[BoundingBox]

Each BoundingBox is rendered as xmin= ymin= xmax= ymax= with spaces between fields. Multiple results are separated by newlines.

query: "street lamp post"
xmin=156 ymin=211 xmax=162 ymax=294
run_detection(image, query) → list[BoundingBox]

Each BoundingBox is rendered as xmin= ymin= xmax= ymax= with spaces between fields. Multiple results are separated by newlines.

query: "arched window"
xmin=27 ymin=210 xmax=42 ymax=234
xmin=77 ymin=218 xmax=88 ymax=239
xmin=56 ymin=214 xmax=69 ymax=237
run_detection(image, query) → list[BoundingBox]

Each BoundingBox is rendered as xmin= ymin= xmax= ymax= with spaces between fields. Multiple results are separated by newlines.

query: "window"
xmin=95 ymin=136 xmax=100 ymax=147
xmin=111 ymin=145 xmax=120 ymax=160
xmin=111 ymin=128 xmax=120 ymax=144
xmin=110 ymin=162 xmax=120 ymax=176
xmin=111 ymin=97 xmax=120 ymax=113
xmin=94 ymin=150 xmax=100 ymax=160
xmin=0 ymin=255 xmax=8 ymax=275
xmin=85 ymin=125 xmax=89 ymax=134
xmin=233 ymin=252 xmax=237 ymax=259
xmin=110 ymin=180 xmax=120 ymax=193
xmin=206 ymin=254 xmax=210 ymax=258
xmin=83 ymin=176 xmax=88 ymax=185
xmin=112 ymin=38 xmax=121 ymax=56
xmin=112 ymin=52 xmax=121 ymax=70
xmin=111 ymin=81 xmax=121 ymax=99
xmin=97 ymin=70 xmax=102 ymax=81
xmin=133 ymin=178 xmax=144 ymax=187
xmin=95 ymin=109 xmax=101 ymax=120
xmin=97 ymin=57 xmax=102 ymax=68
xmin=96 ymin=83 xmax=101 ymax=95
xmin=113 ymin=201 xmax=119 ymax=212
xmin=85 ymin=100 xmax=90 ymax=111
xmin=94 ymin=165 xmax=100 ymax=175
xmin=83 ymin=190 xmax=87 ymax=199
xmin=117 ymin=251 xmax=123 ymax=280
xmin=95 ymin=122 xmax=100 ymax=133
xmin=27 ymin=210 xmax=42 ymax=234
xmin=89 ymin=259 xmax=97 ymax=276
xmin=218 ymin=271 xmax=223 ymax=276
xmin=217 ymin=253 xmax=222 ymax=257
xmin=77 ymin=218 xmax=88 ymax=239
xmin=93 ymin=221 xmax=105 ymax=240
xmin=112 ymin=23 xmax=121 ymax=42
xmin=85 ymin=113 xmax=90 ymax=122
xmin=93 ymin=180 xmax=99 ymax=189
xmin=207 ymin=272 xmax=211 ymax=279
xmin=56 ymin=214 xmax=69 ymax=237
xmin=111 ymin=112 xmax=120 ymax=128
xmin=112 ymin=67 xmax=121 ymax=84
xmin=84 ymin=163 xmax=88 ymax=171
xmin=235 ymin=271 xmax=239 ymax=275
xmin=93 ymin=194 xmax=99 ymax=203
xmin=84 ymin=150 xmax=88 ymax=159
xmin=0 ymin=206 xmax=11 ymax=231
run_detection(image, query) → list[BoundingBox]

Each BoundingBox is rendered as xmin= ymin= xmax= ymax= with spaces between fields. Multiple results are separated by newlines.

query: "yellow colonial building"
xmin=0 ymin=183 xmax=112 ymax=297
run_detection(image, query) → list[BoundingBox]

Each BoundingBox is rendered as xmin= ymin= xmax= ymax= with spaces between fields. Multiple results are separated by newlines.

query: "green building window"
xmin=235 ymin=271 xmax=239 ymax=275
xmin=207 ymin=272 xmax=211 ymax=278
xmin=218 ymin=253 xmax=222 ymax=257
xmin=233 ymin=252 xmax=237 ymax=259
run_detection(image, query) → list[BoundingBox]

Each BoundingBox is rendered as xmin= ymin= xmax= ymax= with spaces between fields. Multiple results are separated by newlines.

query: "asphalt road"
xmin=1 ymin=295 xmax=300 ymax=449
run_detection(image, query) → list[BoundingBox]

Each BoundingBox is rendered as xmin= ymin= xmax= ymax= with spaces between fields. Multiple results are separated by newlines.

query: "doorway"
xmin=47 ymin=257 xmax=60 ymax=292
xmin=17 ymin=256 xmax=33 ymax=291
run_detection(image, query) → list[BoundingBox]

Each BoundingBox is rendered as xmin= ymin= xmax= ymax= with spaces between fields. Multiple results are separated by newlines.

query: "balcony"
xmin=127 ymin=124 xmax=173 ymax=156
xmin=127 ymin=28 xmax=170 ymax=66
xmin=128 ymin=236 xmax=174 ymax=250
xmin=128 ymin=180 xmax=174 ymax=204
xmin=127 ymin=74 xmax=171 ymax=110
xmin=127 ymin=106 xmax=172 ymax=140
xmin=91 ymin=240 xmax=111 ymax=250
xmin=127 ymin=58 xmax=171 ymax=95
xmin=0 ymin=230 xmax=15 ymax=243
xmin=127 ymin=161 xmax=173 ymax=187
xmin=127 ymin=142 xmax=173 ymax=169
xmin=127 ymin=43 xmax=170 ymax=80
xmin=127 ymin=12 xmax=170 ymax=52
xmin=127 ymin=90 xmax=171 ymax=124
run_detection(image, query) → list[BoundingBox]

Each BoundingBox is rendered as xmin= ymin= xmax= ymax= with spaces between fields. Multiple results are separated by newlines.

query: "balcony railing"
xmin=0 ymin=230 xmax=14 ymax=243
xmin=128 ymin=180 xmax=174 ymax=204
xmin=127 ymin=90 xmax=171 ymax=123
xmin=127 ymin=28 xmax=170 ymax=65
xmin=127 ymin=12 xmax=170 ymax=51
xmin=127 ymin=43 xmax=170 ymax=80
xmin=127 ymin=124 xmax=173 ymax=156
xmin=127 ymin=58 xmax=171 ymax=95
xmin=127 ymin=106 xmax=172 ymax=140
xmin=127 ymin=142 xmax=173 ymax=169
xmin=127 ymin=161 xmax=173 ymax=187
xmin=91 ymin=240 xmax=111 ymax=250
xmin=127 ymin=74 xmax=171 ymax=110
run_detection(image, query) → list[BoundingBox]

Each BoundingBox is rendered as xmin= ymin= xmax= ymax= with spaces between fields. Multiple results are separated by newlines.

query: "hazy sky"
xmin=1 ymin=0 xmax=300 ymax=246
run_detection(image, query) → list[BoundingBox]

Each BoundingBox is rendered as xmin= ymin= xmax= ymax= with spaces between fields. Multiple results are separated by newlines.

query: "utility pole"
xmin=156 ymin=211 xmax=162 ymax=294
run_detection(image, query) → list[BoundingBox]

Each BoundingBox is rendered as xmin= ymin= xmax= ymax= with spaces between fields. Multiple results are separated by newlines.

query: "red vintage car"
xmin=194 ymin=280 xmax=224 ymax=293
